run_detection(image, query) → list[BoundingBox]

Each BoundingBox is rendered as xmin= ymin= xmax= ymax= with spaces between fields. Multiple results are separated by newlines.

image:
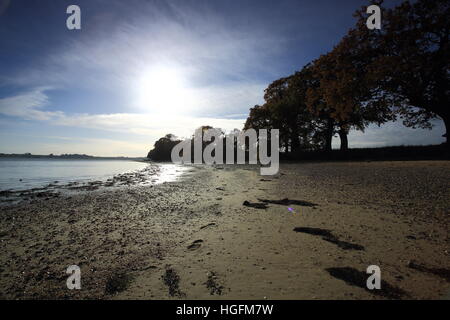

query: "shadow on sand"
xmin=259 ymin=198 xmax=318 ymax=207
xmin=325 ymin=267 xmax=407 ymax=299
xmin=293 ymin=227 xmax=364 ymax=251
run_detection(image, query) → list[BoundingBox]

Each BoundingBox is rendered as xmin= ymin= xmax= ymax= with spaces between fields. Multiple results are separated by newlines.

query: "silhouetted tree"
xmin=246 ymin=66 xmax=351 ymax=153
xmin=312 ymin=0 xmax=449 ymax=146
xmin=305 ymin=45 xmax=395 ymax=151
xmin=147 ymin=134 xmax=181 ymax=161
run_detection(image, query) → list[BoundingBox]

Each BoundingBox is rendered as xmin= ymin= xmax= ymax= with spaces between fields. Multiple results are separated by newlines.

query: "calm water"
xmin=0 ymin=159 xmax=149 ymax=191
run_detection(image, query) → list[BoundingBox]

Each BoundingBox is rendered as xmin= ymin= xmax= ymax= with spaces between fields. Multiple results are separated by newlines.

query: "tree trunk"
xmin=324 ymin=118 xmax=334 ymax=152
xmin=291 ymin=131 xmax=300 ymax=153
xmin=443 ymin=114 xmax=449 ymax=146
xmin=338 ymin=128 xmax=349 ymax=151
xmin=284 ymin=137 xmax=289 ymax=153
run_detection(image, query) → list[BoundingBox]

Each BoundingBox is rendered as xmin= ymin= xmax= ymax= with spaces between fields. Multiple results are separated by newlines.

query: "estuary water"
xmin=0 ymin=158 xmax=149 ymax=191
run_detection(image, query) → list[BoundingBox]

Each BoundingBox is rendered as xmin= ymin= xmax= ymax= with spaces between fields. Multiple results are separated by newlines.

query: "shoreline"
xmin=0 ymin=161 xmax=449 ymax=299
xmin=0 ymin=162 xmax=187 ymax=206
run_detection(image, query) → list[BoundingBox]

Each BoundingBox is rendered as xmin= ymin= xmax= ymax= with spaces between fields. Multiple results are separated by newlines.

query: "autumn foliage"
xmin=245 ymin=0 xmax=449 ymax=153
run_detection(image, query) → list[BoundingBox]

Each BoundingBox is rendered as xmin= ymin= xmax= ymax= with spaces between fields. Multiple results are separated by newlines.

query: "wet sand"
xmin=0 ymin=161 xmax=449 ymax=299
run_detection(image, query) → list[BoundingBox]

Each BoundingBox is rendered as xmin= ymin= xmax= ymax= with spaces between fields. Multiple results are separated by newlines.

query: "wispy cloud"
xmin=0 ymin=88 xmax=246 ymax=139
xmin=0 ymin=87 xmax=63 ymax=120
xmin=4 ymin=1 xmax=283 ymax=100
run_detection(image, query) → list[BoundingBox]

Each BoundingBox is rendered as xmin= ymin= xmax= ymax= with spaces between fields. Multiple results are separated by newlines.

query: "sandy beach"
xmin=0 ymin=161 xmax=449 ymax=300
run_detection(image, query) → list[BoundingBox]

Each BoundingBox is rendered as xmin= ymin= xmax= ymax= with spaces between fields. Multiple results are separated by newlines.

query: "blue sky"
xmin=0 ymin=0 xmax=445 ymax=156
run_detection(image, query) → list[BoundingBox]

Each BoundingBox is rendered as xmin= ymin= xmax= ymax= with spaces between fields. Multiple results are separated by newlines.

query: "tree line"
xmin=147 ymin=128 xmax=261 ymax=163
xmin=244 ymin=0 xmax=449 ymax=153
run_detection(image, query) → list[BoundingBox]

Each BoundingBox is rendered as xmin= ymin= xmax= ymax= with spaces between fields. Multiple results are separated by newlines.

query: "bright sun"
xmin=136 ymin=66 xmax=194 ymax=116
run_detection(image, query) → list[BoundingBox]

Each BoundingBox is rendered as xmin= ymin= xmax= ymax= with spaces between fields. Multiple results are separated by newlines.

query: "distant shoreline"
xmin=0 ymin=153 xmax=145 ymax=161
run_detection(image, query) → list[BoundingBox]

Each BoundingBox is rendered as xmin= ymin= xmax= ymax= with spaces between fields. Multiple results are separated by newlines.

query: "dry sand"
xmin=0 ymin=161 xmax=449 ymax=300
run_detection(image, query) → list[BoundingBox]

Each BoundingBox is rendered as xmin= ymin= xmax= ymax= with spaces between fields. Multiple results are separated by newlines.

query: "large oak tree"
xmin=308 ymin=0 xmax=449 ymax=145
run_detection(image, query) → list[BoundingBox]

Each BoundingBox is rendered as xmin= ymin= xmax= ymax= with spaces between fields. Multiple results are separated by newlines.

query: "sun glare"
xmin=136 ymin=66 xmax=195 ymax=116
